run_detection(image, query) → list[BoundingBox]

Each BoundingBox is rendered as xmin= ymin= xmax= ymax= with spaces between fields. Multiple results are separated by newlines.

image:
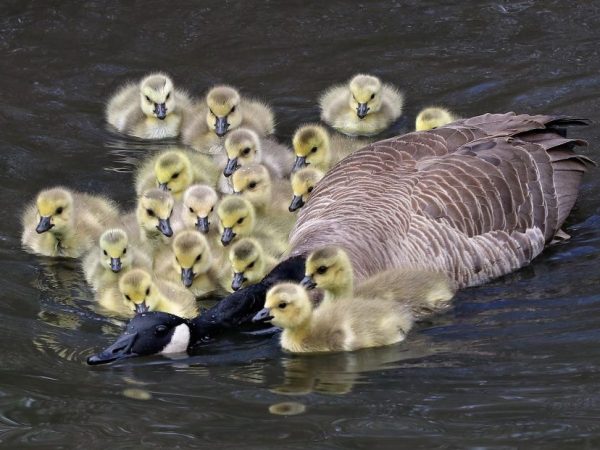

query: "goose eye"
xmin=370 ymin=93 xmax=375 ymax=100
xmin=230 ymin=106 xmax=236 ymax=113
xmin=209 ymin=109 xmax=216 ymax=117
xmin=145 ymin=287 xmax=150 ymax=296
xmin=237 ymin=217 xmax=245 ymax=224
xmin=317 ymin=266 xmax=328 ymax=275
xmin=242 ymin=147 xmax=251 ymax=156
xmin=103 ymin=250 xmax=108 ymax=256
xmin=125 ymin=294 xmax=131 ymax=301
xmin=248 ymin=181 xmax=257 ymax=189
xmin=147 ymin=209 xmax=155 ymax=217
xmin=278 ymin=302 xmax=287 ymax=310
xmin=166 ymin=93 xmax=171 ymax=100
xmin=195 ymin=254 xmax=202 ymax=262
xmin=55 ymin=207 xmax=63 ymax=214
xmin=307 ymin=186 xmax=314 ymax=193
xmin=247 ymin=261 xmax=255 ymax=269
xmin=172 ymin=172 xmax=179 ymax=180
xmin=155 ymin=324 xmax=168 ymax=335
xmin=145 ymin=95 xmax=152 ymax=103
xmin=311 ymin=146 xmax=318 ymax=153
xmin=123 ymin=248 xmax=127 ymax=255
xmin=210 ymin=206 xmax=214 ymax=212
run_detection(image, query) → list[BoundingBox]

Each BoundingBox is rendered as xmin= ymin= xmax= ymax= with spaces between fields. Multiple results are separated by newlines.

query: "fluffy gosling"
xmin=415 ymin=107 xmax=458 ymax=131
xmin=228 ymin=237 xmax=276 ymax=291
xmin=289 ymin=167 xmax=324 ymax=212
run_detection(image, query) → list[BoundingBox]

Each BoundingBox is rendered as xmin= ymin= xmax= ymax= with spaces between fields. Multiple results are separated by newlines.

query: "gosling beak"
xmin=223 ymin=158 xmax=238 ymax=177
xmin=252 ymin=307 xmax=273 ymax=323
xmin=181 ymin=267 xmax=194 ymax=288
xmin=35 ymin=216 xmax=53 ymax=234
xmin=231 ymin=272 xmax=246 ymax=291
xmin=195 ymin=216 xmax=210 ymax=234
xmin=158 ymin=182 xmax=169 ymax=191
xmin=292 ymin=156 xmax=307 ymax=173
xmin=356 ymin=103 xmax=370 ymax=119
xmin=154 ymin=102 xmax=167 ymax=120
xmin=215 ymin=116 xmax=229 ymax=137
xmin=110 ymin=257 xmax=122 ymax=273
xmin=300 ymin=275 xmax=317 ymax=290
xmin=288 ymin=195 xmax=305 ymax=212
xmin=221 ymin=227 xmax=235 ymax=246
xmin=135 ymin=301 xmax=150 ymax=314
xmin=157 ymin=217 xmax=173 ymax=237
xmin=86 ymin=332 xmax=137 ymax=366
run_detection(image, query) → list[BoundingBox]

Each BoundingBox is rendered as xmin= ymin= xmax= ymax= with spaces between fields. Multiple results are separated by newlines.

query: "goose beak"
xmin=158 ymin=182 xmax=169 ymax=191
xmin=223 ymin=158 xmax=238 ymax=177
xmin=215 ymin=116 xmax=229 ymax=137
xmin=110 ymin=257 xmax=122 ymax=273
xmin=135 ymin=301 xmax=149 ymax=314
xmin=35 ymin=216 xmax=53 ymax=234
xmin=195 ymin=216 xmax=210 ymax=233
xmin=252 ymin=307 xmax=273 ymax=323
xmin=231 ymin=272 xmax=246 ymax=291
xmin=87 ymin=332 xmax=137 ymax=365
xmin=221 ymin=227 xmax=235 ymax=246
xmin=300 ymin=275 xmax=317 ymax=290
xmin=181 ymin=267 xmax=194 ymax=288
xmin=288 ymin=195 xmax=305 ymax=212
xmin=292 ymin=156 xmax=307 ymax=173
xmin=154 ymin=103 xmax=167 ymax=120
xmin=356 ymin=103 xmax=370 ymax=119
xmin=157 ymin=217 xmax=173 ymax=237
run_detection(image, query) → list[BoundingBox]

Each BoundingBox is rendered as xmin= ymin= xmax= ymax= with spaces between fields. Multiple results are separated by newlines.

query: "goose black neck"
xmin=187 ymin=255 xmax=306 ymax=339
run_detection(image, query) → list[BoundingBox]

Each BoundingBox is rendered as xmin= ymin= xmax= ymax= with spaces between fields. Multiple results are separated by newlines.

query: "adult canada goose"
xmin=88 ymin=113 xmax=593 ymax=363
xmin=181 ymin=86 xmax=275 ymax=153
xmin=22 ymin=187 xmax=119 ymax=258
xmin=106 ymin=72 xmax=193 ymax=139
xmin=320 ymin=74 xmax=403 ymax=136
xmin=415 ymin=107 xmax=458 ymax=131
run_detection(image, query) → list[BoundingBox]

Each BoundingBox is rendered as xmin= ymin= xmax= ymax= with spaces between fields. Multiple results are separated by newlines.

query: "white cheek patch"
xmin=160 ymin=324 xmax=191 ymax=355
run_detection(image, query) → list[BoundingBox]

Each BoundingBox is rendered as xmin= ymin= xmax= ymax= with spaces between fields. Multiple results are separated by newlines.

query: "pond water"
xmin=2 ymin=0 xmax=600 ymax=447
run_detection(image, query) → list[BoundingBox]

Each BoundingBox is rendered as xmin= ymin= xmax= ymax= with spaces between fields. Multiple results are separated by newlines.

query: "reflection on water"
xmin=2 ymin=0 xmax=600 ymax=447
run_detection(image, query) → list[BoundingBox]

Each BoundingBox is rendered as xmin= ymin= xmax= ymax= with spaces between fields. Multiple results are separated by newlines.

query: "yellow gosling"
xmin=231 ymin=164 xmax=292 ymax=214
xmin=228 ymin=237 xmax=276 ymax=291
xmin=289 ymin=167 xmax=324 ymax=212
xmin=415 ymin=107 xmax=458 ymax=131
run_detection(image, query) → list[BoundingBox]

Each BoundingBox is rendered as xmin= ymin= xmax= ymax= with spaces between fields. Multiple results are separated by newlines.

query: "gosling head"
xmin=415 ymin=107 xmax=455 ymax=131
xmin=139 ymin=73 xmax=176 ymax=121
xmin=301 ymin=246 xmax=353 ymax=294
xmin=119 ymin=268 xmax=159 ymax=314
xmin=34 ymin=187 xmax=75 ymax=235
xmin=223 ymin=128 xmax=261 ymax=177
xmin=228 ymin=238 xmax=266 ymax=291
xmin=291 ymin=125 xmax=331 ymax=172
xmin=349 ymin=74 xmax=383 ymax=119
xmin=253 ymin=283 xmax=312 ymax=329
xmin=205 ymin=86 xmax=242 ymax=137
xmin=172 ymin=230 xmax=212 ymax=288
xmin=182 ymin=184 xmax=218 ymax=234
xmin=136 ymin=189 xmax=174 ymax=238
xmin=231 ymin=164 xmax=271 ymax=210
xmin=216 ymin=195 xmax=255 ymax=246
xmin=99 ymin=228 xmax=132 ymax=273
xmin=289 ymin=167 xmax=324 ymax=212
xmin=154 ymin=149 xmax=193 ymax=196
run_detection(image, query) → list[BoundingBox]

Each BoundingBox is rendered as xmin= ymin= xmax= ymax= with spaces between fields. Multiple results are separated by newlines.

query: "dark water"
xmin=2 ymin=0 xmax=600 ymax=447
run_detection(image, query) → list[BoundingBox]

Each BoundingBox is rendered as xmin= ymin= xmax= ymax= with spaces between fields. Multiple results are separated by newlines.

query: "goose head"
xmin=223 ymin=128 xmax=261 ymax=177
xmin=348 ymin=74 xmax=383 ymax=119
xmin=139 ymin=73 xmax=176 ymax=121
xmin=181 ymin=184 xmax=218 ymax=234
xmin=34 ymin=187 xmax=75 ymax=235
xmin=154 ymin=150 xmax=193 ymax=196
xmin=217 ymin=195 xmax=256 ymax=246
xmin=99 ymin=228 xmax=132 ymax=273
xmin=301 ymin=246 xmax=354 ymax=296
xmin=228 ymin=237 xmax=267 ymax=291
xmin=136 ymin=189 xmax=174 ymax=238
xmin=172 ymin=230 xmax=212 ymax=288
xmin=87 ymin=311 xmax=191 ymax=365
xmin=205 ymin=86 xmax=242 ymax=137
xmin=289 ymin=167 xmax=324 ymax=212
xmin=253 ymin=283 xmax=312 ymax=329
xmin=292 ymin=125 xmax=331 ymax=172
xmin=231 ymin=164 xmax=271 ymax=211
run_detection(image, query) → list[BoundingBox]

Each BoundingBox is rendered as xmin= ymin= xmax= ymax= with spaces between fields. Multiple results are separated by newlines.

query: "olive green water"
xmin=2 ymin=1 xmax=600 ymax=448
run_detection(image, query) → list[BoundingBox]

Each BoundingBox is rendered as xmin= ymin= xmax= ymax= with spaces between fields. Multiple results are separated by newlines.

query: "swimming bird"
xmin=228 ymin=238 xmax=277 ymax=291
xmin=181 ymin=184 xmax=219 ymax=234
xmin=319 ymin=74 xmax=403 ymax=136
xmin=22 ymin=187 xmax=119 ymax=258
xmin=415 ymin=107 xmax=458 ymax=131
xmin=231 ymin=164 xmax=293 ymax=214
xmin=252 ymin=283 xmax=413 ymax=353
xmin=106 ymin=72 xmax=194 ymax=139
xmin=289 ymin=167 xmax=324 ymax=212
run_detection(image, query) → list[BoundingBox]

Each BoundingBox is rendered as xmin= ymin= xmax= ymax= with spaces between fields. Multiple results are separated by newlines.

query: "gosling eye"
xmin=55 ymin=206 xmax=64 ymax=214
xmin=237 ymin=217 xmax=245 ymax=224
xmin=310 ymin=146 xmax=318 ymax=153
xmin=278 ymin=302 xmax=287 ymax=310
xmin=155 ymin=324 xmax=168 ymax=335
xmin=247 ymin=261 xmax=255 ymax=269
xmin=166 ymin=92 xmax=171 ymax=100
xmin=103 ymin=250 xmax=108 ymax=256
xmin=307 ymin=186 xmax=314 ymax=193
xmin=145 ymin=95 xmax=152 ymax=103
xmin=172 ymin=172 xmax=180 ymax=180
xmin=370 ymin=93 xmax=375 ymax=100
xmin=248 ymin=181 xmax=257 ymax=189
xmin=317 ymin=266 xmax=328 ymax=275
xmin=210 ymin=206 xmax=214 ymax=212
xmin=230 ymin=106 xmax=236 ymax=113
xmin=188 ymin=207 xmax=194 ymax=213
xmin=195 ymin=254 xmax=202 ymax=262
xmin=147 ymin=209 xmax=155 ymax=217
xmin=145 ymin=287 xmax=150 ymax=296
xmin=125 ymin=294 xmax=131 ymax=301
xmin=209 ymin=109 xmax=216 ymax=117
xmin=122 ymin=248 xmax=127 ymax=255
xmin=242 ymin=147 xmax=251 ymax=156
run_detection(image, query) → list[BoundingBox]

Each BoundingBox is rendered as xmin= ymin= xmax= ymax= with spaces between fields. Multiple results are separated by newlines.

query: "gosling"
xmin=289 ymin=167 xmax=324 ymax=212
xmin=415 ymin=107 xmax=458 ymax=131
xmin=228 ymin=237 xmax=276 ymax=291
xmin=231 ymin=164 xmax=293 ymax=214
